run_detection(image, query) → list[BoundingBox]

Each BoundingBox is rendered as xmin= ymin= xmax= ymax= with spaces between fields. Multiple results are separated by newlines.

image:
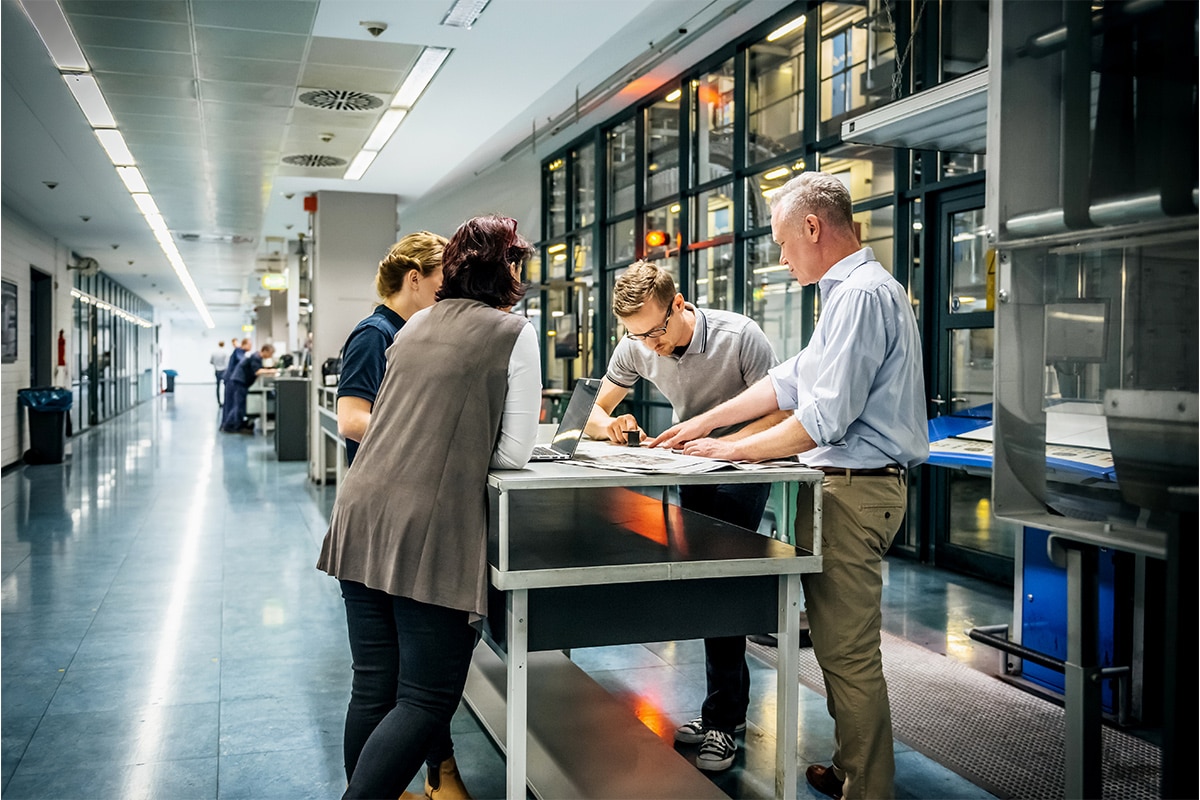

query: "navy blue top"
xmin=337 ymin=304 xmax=405 ymax=465
xmin=233 ymin=352 xmax=264 ymax=386
xmin=223 ymin=348 xmax=246 ymax=382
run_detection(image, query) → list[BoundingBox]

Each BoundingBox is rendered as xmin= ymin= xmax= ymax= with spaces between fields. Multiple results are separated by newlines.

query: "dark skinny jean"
xmin=678 ymin=482 xmax=771 ymax=734
xmin=339 ymin=580 xmax=479 ymax=798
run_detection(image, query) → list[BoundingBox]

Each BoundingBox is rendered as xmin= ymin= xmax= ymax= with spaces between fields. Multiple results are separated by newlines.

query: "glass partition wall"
xmin=535 ymin=0 xmax=992 ymax=571
xmin=70 ymin=273 xmax=155 ymax=433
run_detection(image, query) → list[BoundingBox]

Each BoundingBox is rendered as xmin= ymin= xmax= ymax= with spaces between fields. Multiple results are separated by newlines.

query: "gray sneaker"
xmin=696 ymin=729 xmax=737 ymax=771
xmin=673 ymin=717 xmax=746 ymax=745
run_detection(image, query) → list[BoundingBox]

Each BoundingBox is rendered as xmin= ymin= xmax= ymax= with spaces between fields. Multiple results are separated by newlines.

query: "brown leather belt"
xmin=809 ymin=465 xmax=902 ymax=477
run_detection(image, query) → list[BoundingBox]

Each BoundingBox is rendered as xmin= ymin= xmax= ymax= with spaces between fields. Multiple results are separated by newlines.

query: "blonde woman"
xmin=337 ymin=231 xmax=447 ymax=466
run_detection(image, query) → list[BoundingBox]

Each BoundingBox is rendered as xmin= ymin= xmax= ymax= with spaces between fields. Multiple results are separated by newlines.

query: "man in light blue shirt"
xmin=652 ymin=171 xmax=928 ymax=800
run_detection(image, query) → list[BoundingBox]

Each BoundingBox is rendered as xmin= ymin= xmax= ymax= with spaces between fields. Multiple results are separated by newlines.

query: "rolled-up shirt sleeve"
xmin=768 ymin=353 xmax=802 ymax=410
xmin=491 ymin=323 xmax=542 ymax=469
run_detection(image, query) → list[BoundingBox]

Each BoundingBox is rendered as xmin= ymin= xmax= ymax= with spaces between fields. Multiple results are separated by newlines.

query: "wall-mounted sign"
xmin=261 ymin=272 xmax=288 ymax=291
xmin=2 ymin=279 xmax=17 ymax=364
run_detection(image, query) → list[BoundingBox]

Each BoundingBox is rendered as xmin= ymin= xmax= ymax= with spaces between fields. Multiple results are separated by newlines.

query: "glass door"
xmin=927 ymin=184 xmax=1018 ymax=583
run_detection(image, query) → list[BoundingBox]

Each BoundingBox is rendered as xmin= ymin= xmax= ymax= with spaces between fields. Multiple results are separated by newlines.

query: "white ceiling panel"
xmin=193 ymin=27 xmax=308 ymax=62
xmin=197 ymin=56 xmax=303 ymax=85
xmin=104 ymin=93 xmax=200 ymax=119
xmin=203 ymin=101 xmax=290 ymax=124
xmin=106 ymin=111 xmax=202 ymax=134
xmin=190 ymin=0 xmax=318 ymax=35
xmin=62 ymin=1 xmax=189 ymax=23
xmin=199 ymin=80 xmax=298 ymax=107
xmin=68 ymin=16 xmax=192 ymax=51
xmin=299 ymin=63 xmax=413 ymax=94
xmin=95 ymin=73 xmax=197 ymax=99
xmin=82 ymin=45 xmax=195 ymax=76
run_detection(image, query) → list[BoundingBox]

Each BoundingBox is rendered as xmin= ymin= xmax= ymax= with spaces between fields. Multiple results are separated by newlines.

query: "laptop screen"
xmin=548 ymin=378 xmax=602 ymax=456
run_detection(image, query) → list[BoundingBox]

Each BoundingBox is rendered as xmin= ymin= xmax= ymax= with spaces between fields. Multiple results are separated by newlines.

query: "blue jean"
xmin=340 ymin=581 xmax=480 ymax=799
xmin=678 ymin=482 xmax=771 ymax=733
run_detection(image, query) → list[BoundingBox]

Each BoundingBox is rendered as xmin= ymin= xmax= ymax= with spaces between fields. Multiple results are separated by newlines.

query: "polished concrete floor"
xmin=2 ymin=385 xmax=1006 ymax=799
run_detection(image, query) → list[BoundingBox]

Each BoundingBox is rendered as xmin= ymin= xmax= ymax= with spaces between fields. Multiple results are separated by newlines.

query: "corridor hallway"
xmin=2 ymin=385 xmax=999 ymax=799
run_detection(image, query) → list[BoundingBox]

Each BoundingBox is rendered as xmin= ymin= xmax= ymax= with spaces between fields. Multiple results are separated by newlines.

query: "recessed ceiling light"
xmin=441 ymin=0 xmax=490 ymax=29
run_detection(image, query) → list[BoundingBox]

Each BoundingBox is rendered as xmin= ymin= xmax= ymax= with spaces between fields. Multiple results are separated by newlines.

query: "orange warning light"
xmin=645 ymin=229 xmax=667 ymax=248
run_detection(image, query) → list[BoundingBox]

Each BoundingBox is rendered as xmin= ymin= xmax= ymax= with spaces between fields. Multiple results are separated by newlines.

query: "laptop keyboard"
xmin=531 ymin=444 xmax=569 ymax=460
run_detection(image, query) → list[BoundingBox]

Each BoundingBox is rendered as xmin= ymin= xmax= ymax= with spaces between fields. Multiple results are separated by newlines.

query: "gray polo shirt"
xmin=606 ymin=303 xmax=778 ymax=437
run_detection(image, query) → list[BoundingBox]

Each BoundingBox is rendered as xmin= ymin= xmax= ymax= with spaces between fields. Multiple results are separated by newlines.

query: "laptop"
xmin=529 ymin=378 xmax=602 ymax=461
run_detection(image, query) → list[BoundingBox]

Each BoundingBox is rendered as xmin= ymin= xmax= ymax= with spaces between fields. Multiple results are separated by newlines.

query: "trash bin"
xmin=17 ymin=387 xmax=73 ymax=465
xmin=163 ymin=369 xmax=178 ymax=393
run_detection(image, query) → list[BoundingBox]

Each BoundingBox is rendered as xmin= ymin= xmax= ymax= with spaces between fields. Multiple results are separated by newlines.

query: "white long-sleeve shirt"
xmin=490 ymin=323 xmax=541 ymax=469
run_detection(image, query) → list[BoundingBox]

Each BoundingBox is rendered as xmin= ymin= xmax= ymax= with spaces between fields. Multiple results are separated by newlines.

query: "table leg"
xmin=506 ymin=588 xmax=529 ymax=799
xmin=335 ymin=440 xmax=346 ymax=490
xmin=1064 ymin=544 xmax=1101 ymax=799
xmin=775 ymin=573 xmax=801 ymax=800
xmin=779 ymin=482 xmax=795 ymax=545
xmin=498 ymin=490 xmax=510 ymax=572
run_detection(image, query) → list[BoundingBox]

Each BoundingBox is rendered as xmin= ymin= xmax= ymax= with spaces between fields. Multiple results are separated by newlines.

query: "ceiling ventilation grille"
xmin=282 ymin=154 xmax=347 ymax=168
xmin=298 ymin=89 xmax=384 ymax=112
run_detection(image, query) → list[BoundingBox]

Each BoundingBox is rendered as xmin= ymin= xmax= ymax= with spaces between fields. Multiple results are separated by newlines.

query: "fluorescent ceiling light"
xmin=764 ymin=167 xmax=791 ymax=180
xmin=392 ymin=47 xmax=451 ymax=108
xmin=362 ymin=108 xmax=408 ymax=152
xmin=116 ymin=166 xmax=148 ymax=193
xmin=94 ymin=129 xmax=135 ymax=165
xmin=144 ymin=214 xmax=170 ymax=235
xmin=441 ymin=0 xmax=490 ymax=28
xmin=767 ymin=15 xmax=806 ymax=42
xmin=344 ymin=150 xmax=378 ymax=181
xmin=19 ymin=0 xmax=88 ymax=71
xmin=64 ymin=74 xmax=115 ymax=127
xmin=132 ymin=193 xmax=159 ymax=217
xmin=665 ymin=89 xmax=681 ymax=103
xmin=546 ymin=243 xmax=567 ymax=254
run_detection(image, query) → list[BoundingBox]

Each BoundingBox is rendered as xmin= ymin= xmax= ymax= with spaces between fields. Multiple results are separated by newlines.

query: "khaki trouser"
xmin=797 ymin=472 xmax=906 ymax=800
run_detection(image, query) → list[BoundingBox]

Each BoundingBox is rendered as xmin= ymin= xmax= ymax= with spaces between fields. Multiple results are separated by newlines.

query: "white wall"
xmin=397 ymin=148 xmax=542 ymax=245
xmin=159 ymin=319 xmax=237 ymax=385
xmin=1 ymin=204 xmax=76 ymax=467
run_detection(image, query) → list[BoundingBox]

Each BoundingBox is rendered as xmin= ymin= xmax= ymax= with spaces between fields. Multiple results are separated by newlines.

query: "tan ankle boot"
xmin=424 ymin=755 xmax=472 ymax=800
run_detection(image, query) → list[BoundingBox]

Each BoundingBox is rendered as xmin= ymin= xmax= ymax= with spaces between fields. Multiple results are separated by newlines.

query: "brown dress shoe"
xmin=806 ymin=764 xmax=844 ymax=799
xmin=425 ymin=755 xmax=472 ymax=800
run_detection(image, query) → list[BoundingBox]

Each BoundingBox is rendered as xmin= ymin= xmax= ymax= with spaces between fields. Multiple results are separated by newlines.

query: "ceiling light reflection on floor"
xmin=120 ymin=427 xmax=215 ymax=798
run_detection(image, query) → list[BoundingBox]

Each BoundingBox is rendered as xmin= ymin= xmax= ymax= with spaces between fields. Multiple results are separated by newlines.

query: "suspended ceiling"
xmin=2 ymin=0 xmax=793 ymax=329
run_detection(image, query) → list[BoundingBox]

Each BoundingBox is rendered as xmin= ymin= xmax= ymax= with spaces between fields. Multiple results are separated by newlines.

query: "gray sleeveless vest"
xmin=317 ymin=298 xmax=531 ymax=620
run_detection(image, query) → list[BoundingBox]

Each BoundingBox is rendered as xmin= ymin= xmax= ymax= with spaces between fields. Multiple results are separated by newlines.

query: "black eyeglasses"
xmin=626 ymin=305 xmax=673 ymax=340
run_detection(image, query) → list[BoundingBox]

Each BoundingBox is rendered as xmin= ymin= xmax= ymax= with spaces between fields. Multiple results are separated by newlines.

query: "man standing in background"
xmin=209 ymin=340 xmax=229 ymax=406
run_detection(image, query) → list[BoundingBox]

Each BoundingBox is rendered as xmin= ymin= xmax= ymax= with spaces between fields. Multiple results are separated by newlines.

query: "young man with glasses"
xmin=583 ymin=259 xmax=787 ymax=773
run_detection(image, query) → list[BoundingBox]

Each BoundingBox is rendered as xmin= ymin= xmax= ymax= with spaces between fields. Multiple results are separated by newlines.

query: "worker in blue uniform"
xmin=222 ymin=343 xmax=276 ymax=433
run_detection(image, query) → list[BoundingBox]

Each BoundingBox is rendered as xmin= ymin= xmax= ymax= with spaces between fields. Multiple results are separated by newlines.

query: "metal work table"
xmin=470 ymin=458 xmax=823 ymax=799
xmin=314 ymin=387 xmax=346 ymax=488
